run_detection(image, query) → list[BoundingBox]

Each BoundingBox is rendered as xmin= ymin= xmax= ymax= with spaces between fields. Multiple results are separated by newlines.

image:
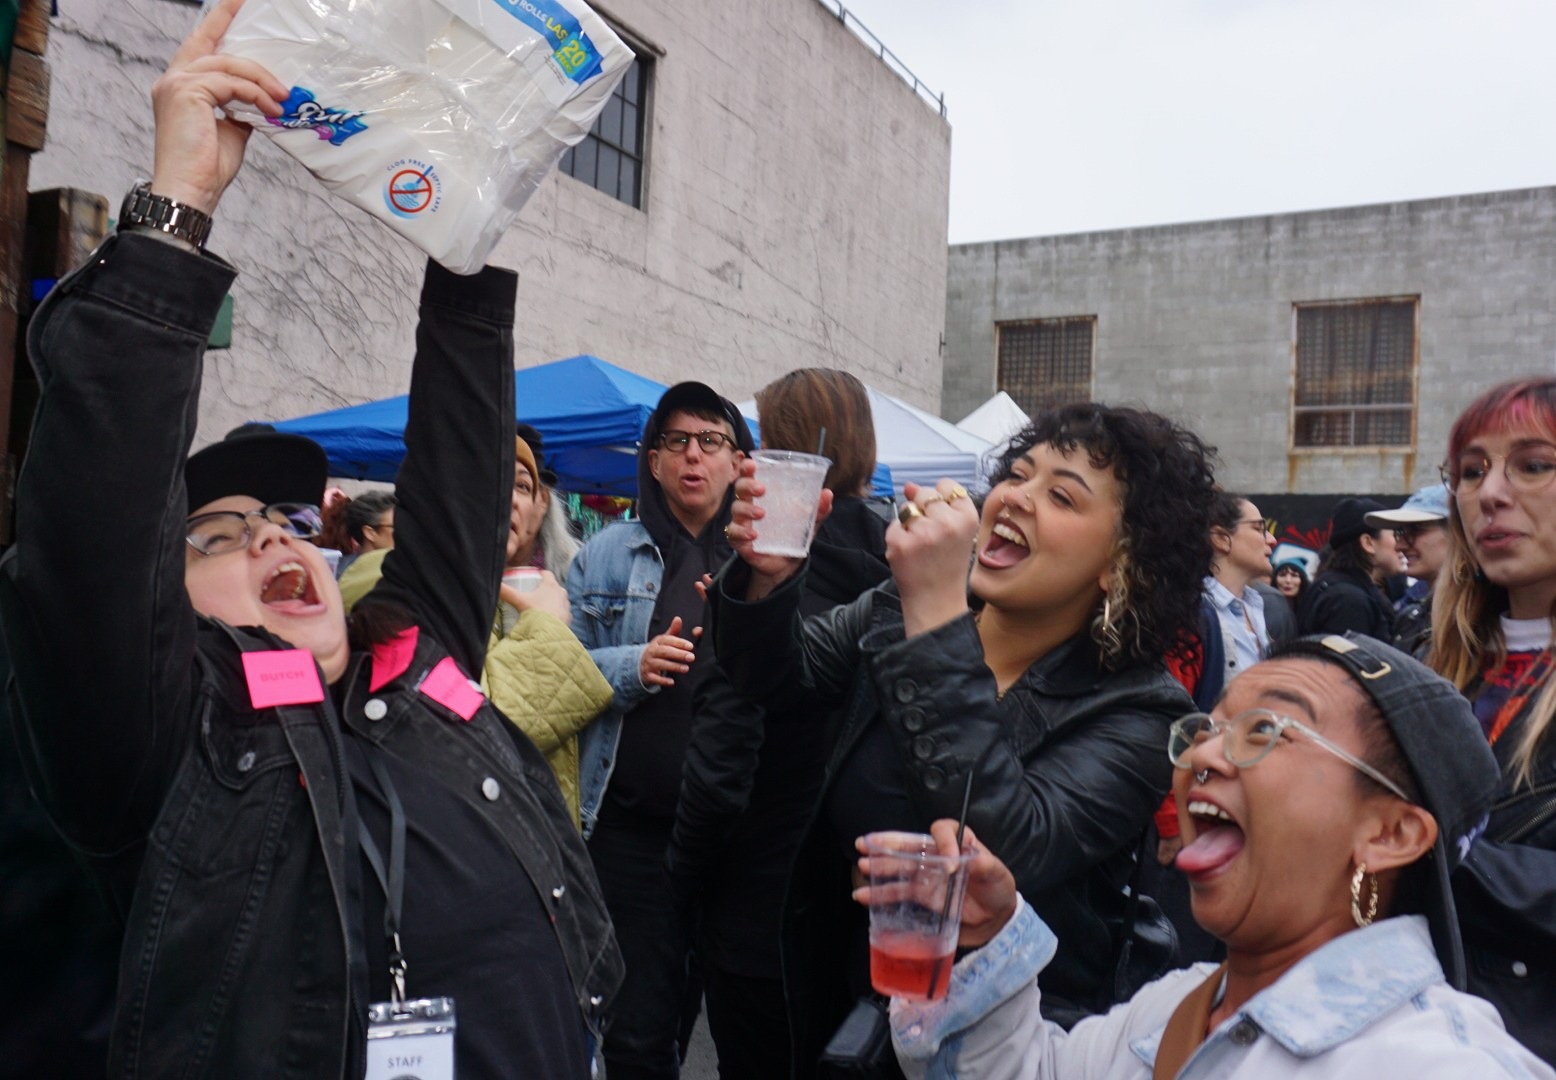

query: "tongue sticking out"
xmin=1176 ymin=823 xmax=1245 ymax=875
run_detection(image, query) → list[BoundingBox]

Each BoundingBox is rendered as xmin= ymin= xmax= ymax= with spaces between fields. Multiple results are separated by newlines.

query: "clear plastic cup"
xmin=499 ymin=567 xmax=543 ymax=633
xmin=750 ymin=449 xmax=831 ymax=557
xmin=863 ymin=831 xmax=974 ymax=1002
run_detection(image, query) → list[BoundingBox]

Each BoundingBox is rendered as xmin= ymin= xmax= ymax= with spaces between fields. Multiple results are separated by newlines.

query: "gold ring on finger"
xmin=946 ymin=484 xmax=969 ymax=502
xmin=897 ymin=501 xmax=925 ymax=528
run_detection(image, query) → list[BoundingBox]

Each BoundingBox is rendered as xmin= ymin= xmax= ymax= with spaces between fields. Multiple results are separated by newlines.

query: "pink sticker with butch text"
xmin=418 ymin=656 xmax=484 ymax=721
xmin=370 ymin=626 xmax=420 ymax=692
xmin=242 ymin=650 xmax=326 ymax=710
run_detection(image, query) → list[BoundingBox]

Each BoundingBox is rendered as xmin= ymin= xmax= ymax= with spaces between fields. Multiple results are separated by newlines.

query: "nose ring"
xmin=1194 ymin=769 xmax=1210 ymax=784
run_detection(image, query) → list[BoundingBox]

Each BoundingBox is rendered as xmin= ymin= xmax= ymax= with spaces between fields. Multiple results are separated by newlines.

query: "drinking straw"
xmin=925 ymin=771 xmax=976 ymax=999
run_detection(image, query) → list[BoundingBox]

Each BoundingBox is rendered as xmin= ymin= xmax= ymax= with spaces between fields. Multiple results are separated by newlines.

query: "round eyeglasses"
xmin=1440 ymin=443 xmax=1556 ymax=496
xmin=186 ymin=503 xmax=323 ymax=557
xmin=1168 ymin=709 xmax=1411 ymax=802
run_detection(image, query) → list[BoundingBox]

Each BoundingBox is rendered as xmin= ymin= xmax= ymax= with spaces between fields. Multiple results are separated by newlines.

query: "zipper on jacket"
xmin=1500 ymin=792 xmax=1556 ymax=843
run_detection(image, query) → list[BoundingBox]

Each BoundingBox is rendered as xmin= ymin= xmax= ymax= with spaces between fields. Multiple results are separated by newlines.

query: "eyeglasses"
xmin=1168 ymin=708 xmax=1412 ymax=802
xmin=1235 ymin=518 xmax=1274 ymax=538
xmin=657 ymin=429 xmax=734 ymax=454
xmin=1392 ymin=523 xmax=1441 ymax=543
xmin=186 ymin=503 xmax=323 ymax=556
xmin=1440 ymin=443 xmax=1556 ymax=496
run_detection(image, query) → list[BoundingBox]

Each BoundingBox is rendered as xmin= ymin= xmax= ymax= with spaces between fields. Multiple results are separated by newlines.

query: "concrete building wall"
xmin=943 ymin=188 xmax=1556 ymax=496
xmin=32 ymin=0 xmax=950 ymax=446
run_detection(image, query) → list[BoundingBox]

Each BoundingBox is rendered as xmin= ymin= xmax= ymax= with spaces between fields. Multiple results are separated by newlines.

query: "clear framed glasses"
xmin=657 ymin=429 xmax=733 ymax=454
xmin=186 ymin=502 xmax=323 ymax=556
xmin=1168 ymin=708 xmax=1412 ymax=802
xmin=1440 ymin=443 xmax=1556 ymax=496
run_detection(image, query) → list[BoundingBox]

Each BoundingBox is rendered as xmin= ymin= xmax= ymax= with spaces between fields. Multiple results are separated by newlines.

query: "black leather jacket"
xmin=710 ymin=563 xmax=1191 ymax=1060
xmin=0 ymin=235 xmax=621 ymax=1077
xmin=1454 ymin=688 xmax=1556 ymax=1065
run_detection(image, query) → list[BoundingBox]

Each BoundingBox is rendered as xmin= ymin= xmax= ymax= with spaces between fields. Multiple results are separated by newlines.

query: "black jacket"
xmin=1453 ymin=684 xmax=1556 ymax=1065
xmin=1298 ymin=566 xmax=1396 ymax=641
xmin=710 ymin=562 xmax=1190 ymax=1062
xmin=0 ymin=235 xmax=621 ymax=1077
xmin=666 ymin=496 xmax=890 ymax=977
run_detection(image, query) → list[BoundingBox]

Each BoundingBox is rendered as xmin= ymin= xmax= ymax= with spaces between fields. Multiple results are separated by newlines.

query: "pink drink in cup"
xmin=864 ymin=831 xmax=973 ymax=1002
xmin=750 ymin=450 xmax=831 ymax=558
xmin=501 ymin=567 xmax=543 ymax=593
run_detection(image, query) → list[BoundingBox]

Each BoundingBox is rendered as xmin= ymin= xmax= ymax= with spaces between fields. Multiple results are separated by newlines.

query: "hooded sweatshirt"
xmin=603 ymin=393 xmax=756 ymax=820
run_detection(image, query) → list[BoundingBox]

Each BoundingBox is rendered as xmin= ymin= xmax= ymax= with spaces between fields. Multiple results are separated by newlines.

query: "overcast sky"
xmin=834 ymin=0 xmax=1556 ymax=244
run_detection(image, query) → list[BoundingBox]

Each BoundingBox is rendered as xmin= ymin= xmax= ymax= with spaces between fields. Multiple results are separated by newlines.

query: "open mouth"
xmin=1476 ymin=528 xmax=1520 ymax=552
xmin=978 ymin=519 xmax=1031 ymax=569
xmin=1177 ymin=798 xmax=1246 ymax=877
xmin=260 ymin=561 xmax=323 ymax=613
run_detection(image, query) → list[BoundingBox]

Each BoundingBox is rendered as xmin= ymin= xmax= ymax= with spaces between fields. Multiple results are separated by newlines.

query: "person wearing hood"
xmin=666 ymin=368 xmax=892 ymax=1079
xmin=566 ymin=382 xmax=754 ymax=1080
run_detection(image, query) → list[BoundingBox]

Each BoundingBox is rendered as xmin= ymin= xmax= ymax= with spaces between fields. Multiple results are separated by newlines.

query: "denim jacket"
xmin=566 ymin=520 xmax=663 ymax=837
xmin=891 ymin=901 xmax=1552 ymax=1079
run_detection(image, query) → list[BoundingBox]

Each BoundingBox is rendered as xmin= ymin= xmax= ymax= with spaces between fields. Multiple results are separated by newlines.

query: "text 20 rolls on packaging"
xmin=217 ymin=0 xmax=634 ymax=274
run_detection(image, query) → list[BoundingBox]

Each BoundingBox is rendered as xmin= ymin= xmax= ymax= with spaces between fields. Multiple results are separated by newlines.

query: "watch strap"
xmin=118 ymin=183 xmax=213 ymax=251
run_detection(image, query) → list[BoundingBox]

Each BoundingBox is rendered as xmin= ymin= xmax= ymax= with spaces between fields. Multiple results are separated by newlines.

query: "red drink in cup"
xmin=863 ymin=831 xmax=972 ymax=1003
xmin=869 ymin=930 xmax=956 ymax=1001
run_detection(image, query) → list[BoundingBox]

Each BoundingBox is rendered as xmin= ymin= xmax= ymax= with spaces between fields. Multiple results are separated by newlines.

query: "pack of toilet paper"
xmin=218 ymin=0 xmax=634 ymax=273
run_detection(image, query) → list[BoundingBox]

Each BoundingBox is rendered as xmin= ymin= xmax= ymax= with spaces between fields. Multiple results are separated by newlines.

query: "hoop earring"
xmin=1094 ymin=595 xmax=1114 ymax=654
xmin=1350 ymin=863 xmax=1378 ymax=928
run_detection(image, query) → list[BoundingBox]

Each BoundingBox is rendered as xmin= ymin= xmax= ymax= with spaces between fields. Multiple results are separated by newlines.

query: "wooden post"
xmin=0 ymin=0 xmax=51 ymax=543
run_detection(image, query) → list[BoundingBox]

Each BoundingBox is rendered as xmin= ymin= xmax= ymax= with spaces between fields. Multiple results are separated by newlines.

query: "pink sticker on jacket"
xmin=418 ymin=656 xmax=483 ymax=721
xmin=370 ymin=626 xmax=420 ymax=692
xmin=242 ymin=650 xmax=326 ymax=709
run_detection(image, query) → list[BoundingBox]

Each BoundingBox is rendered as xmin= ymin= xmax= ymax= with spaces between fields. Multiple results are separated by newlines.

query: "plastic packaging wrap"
xmin=218 ymin=0 xmax=634 ymax=273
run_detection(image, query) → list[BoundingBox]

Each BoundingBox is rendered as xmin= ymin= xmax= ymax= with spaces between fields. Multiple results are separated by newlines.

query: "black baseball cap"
xmin=1270 ymin=632 xmax=1500 ymax=989
xmin=649 ymin=382 xmax=754 ymax=453
xmin=1328 ymin=496 xmax=1388 ymax=548
xmin=185 ymin=428 xmax=328 ymax=514
xmin=514 ymin=422 xmax=559 ymax=487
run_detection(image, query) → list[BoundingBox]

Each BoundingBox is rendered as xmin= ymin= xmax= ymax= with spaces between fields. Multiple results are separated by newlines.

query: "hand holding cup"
xmin=726 ymin=458 xmax=832 ymax=601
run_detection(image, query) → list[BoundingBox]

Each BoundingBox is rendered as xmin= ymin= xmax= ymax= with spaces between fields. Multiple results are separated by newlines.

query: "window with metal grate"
xmin=996 ymin=316 xmax=1096 ymax=416
xmin=1292 ymin=297 xmax=1418 ymax=449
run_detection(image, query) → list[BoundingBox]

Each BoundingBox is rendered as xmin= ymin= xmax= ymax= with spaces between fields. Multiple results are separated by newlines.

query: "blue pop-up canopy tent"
xmin=273 ymin=354 xmax=892 ymax=497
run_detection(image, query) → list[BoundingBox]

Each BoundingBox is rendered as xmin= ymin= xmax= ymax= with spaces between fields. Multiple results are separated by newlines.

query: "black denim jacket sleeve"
xmin=1 ymin=234 xmax=235 ymax=851
xmin=352 ymin=259 xmax=517 ymax=678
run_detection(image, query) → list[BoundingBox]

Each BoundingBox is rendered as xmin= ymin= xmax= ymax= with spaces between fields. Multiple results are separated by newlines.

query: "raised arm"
xmin=361 ymin=263 xmax=517 ymax=676
xmin=0 ymin=0 xmax=283 ymax=851
xmin=709 ymin=557 xmax=872 ymax=714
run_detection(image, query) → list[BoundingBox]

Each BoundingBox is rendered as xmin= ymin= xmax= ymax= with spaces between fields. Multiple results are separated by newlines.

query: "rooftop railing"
xmin=816 ymin=0 xmax=947 ymax=118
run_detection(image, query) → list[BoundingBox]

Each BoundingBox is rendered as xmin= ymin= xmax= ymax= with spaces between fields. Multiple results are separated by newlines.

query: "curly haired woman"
xmin=713 ymin=404 xmax=1218 ymax=1074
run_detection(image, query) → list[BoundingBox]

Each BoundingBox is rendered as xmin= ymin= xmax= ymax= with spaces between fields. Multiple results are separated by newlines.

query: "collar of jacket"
xmin=1130 ymin=916 xmax=1443 ymax=1067
xmin=1006 ymin=624 xmax=1110 ymax=698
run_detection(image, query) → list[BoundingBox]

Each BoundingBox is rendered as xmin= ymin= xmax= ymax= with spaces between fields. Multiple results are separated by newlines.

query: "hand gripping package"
xmin=218 ymin=0 xmax=634 ymax=273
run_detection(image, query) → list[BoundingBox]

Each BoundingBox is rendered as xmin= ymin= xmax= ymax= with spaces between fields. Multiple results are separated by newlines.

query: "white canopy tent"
xmin=738 ymin=386 xmax=993 ymax=494
xmin=956 ymin=391 xmax=1030 ymax=448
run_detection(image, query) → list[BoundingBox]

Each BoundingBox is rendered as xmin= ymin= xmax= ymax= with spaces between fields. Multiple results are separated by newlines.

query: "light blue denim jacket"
xmin=892 ymin=900 xmax=1554 ymax=1079
xmin=565 ymin=520 xmax=664 ymax=838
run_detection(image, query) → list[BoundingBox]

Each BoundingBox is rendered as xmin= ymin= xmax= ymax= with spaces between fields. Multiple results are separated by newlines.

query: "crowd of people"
xmin=3 ymin=4 xmax=1556 ymax=1079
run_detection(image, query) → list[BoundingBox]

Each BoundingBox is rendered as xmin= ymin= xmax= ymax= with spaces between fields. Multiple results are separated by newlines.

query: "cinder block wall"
xmin=944 ymin=188 xmax=1556 ymax=495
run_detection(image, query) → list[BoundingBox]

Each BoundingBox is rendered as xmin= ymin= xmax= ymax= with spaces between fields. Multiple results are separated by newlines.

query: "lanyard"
xmin=355 ymin=750 xmax=409 ymax=1009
